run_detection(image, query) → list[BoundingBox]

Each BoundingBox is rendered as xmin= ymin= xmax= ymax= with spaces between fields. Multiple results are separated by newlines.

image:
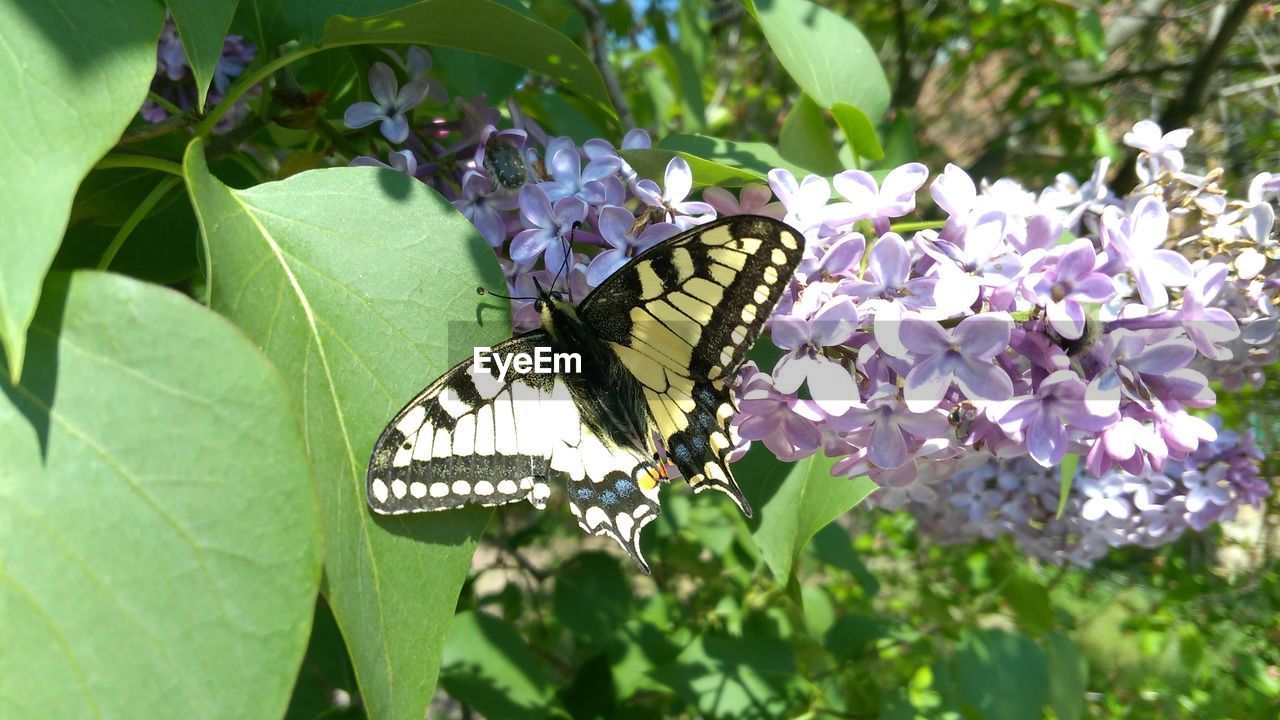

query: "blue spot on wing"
xmin=601 ymin=490 xmax=618 ymax=506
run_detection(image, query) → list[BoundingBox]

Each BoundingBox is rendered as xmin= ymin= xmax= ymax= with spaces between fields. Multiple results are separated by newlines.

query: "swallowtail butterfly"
xmin=366 ymin=215 xmax=804 ymax=572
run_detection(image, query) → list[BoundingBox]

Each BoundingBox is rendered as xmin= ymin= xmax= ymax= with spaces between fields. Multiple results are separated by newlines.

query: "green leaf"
xmin=952 ymin=629 xmax=1049 ymax=720
xmin=0 ymin=271 xmax=320 ymax=719
xmin=1057 ymin=452 xmax=1079 ymax=518
xmin=671 ymin=1 xmax=708 ymax=131
xmin=56 ymin=186 xmax=201 ymax=286
xmin=751 ymin=0 xmax=889 ymax=118
xmin=737 ymin=447 xmax=876 ymax=580
xmin=1000 ymin=575 xmax=1054 ymax=637
xmin=1045 ymin=633 xmax=1087 ymax=720
xmin=184 ymin=140 xmax=507 ymax=720
xmin=440 ymin=611 xmax=562 ymax=719
xmin=231 ymin=0 xmax=294 ymax=54
xmin=778 ymin=95 xmax=842 ymax=175
xmin=0 ymin=0 xmax=164 ymax=383
xmin=652 ymin=633 xmax=800 ymax=718
xmin=319 ymin=0 xmax=614 ymax=119
xmin=620 ymin=149 xmax=765 ymax=189
xmin=622 ymin=133 xmax=818 ymax=189
xmin=285 ymin=0 xmax=412 ymax=44
xmin=433 ymin=45 xmax=524 ymax=104
xmin=830 ymin=102 xmax=885 ymax=164
xmin=552 ymin=551 xmax=632 ymax=644
xmin=165 ymin=0 xmax=240 ymax=111
xmin=286 ymin=600 xmax=363 ymax=720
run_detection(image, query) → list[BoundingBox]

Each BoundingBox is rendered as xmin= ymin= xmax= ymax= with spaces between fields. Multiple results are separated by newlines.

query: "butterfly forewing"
xmin=579 ymin=216 xmax=804 ymax=507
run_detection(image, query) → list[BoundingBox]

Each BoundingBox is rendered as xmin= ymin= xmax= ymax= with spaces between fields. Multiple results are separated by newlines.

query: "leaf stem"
xmin=195 ymin=46 xmax=320 ymax=137
xmin=888 ymin=220 xmax=945 ymax=233
xmin=94 ymin=154 xmax=185 ymax=177
xmin=97 ymin=176 xmax=182 ymax=270
xmin=147 ymin=91 xmax=184 ymax=116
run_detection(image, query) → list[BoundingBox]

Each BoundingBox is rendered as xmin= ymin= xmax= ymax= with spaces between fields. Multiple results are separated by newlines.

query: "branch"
xmin=1066 ymin=57 xmax=1277 ymax=86
xmin=567 ymin=0 xmax=636 ymax=129
xmin=1113 ymin=0 xmax=1259 ymax=190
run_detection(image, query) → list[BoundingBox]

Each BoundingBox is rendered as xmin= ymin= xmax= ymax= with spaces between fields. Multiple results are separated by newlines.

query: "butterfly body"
xmin=367 ymin=215 xmax=804 ymax=572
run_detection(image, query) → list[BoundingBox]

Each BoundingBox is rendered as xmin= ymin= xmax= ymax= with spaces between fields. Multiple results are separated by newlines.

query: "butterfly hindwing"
xmin=367 ymin=331 xmax=565 ymax=514
xmin=579 ymin=215 xmax=804 ymax=507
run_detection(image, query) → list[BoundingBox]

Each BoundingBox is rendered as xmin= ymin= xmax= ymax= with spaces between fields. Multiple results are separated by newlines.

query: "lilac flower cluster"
xmin=139 ymin=15 xmax=256 ymax=133
xmin=334 ymin=50 xmax=1273 ymax=555
xmin=902 ymin=417 xmax=1267 ymax=565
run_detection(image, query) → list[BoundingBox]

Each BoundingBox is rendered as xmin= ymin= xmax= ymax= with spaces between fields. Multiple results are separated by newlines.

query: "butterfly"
xmin=366 ymin=214 xmax=804 ymax=573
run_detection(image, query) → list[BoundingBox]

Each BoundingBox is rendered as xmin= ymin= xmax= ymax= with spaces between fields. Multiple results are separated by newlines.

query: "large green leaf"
xmin=952 ymin=629 xmax=1050 ymax=720
xmin=0 ymin=271 xmax=320 ymax=719
xmin=778 ymin=95 xmax=842 ymax=176
xmin=1045 ymin=632 xmax=1087 ymax=720
xmin=748 ymin=0 xmax=889 ymax=119
xmin=439 ymin=611 xmax=564 ymax=719
xmin=165 ymin=0 xmax=240 ymax=112
xmin=737 ymin=447 xmax=875 ymax=580
xmin=652 ymin=633 xmax=801 ymax=718
xmin=622 ymin=133 xmax=819 ymax=190
xmin=184 ymin=141 xmax=508 ymax=720
xmin=319 ymin=0 xmax=614 ymax=118
xmin=830 ymin=102 xmax=885 ymax=164
xmin=0 ymin=0 xmax=164 ymax=383
xmin=552 ymin=551 xmax=632 ymax=644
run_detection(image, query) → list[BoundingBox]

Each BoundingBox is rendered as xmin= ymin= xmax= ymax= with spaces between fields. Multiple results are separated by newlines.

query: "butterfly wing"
xmin=578 ymin=215 xmax=804 ymax=512
xmin=366 ymin=331 xmax=667 ymax=571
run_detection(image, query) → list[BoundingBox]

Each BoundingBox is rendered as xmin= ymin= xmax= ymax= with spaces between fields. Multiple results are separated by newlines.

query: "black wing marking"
xmin=366 ymin=331 xmax=669 ymax=572
xmin=366 ymin=331 xmax=568 ymax=514
xmin=577 ymin=215 xmax=803 ymax=509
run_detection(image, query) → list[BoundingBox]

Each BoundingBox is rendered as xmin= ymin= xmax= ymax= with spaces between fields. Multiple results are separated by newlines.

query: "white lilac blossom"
xmin=328 ymin=53 xmax=1270 ymax=562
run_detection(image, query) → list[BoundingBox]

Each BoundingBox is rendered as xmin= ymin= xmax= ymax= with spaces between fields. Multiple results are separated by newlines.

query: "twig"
xmin=567 ymin=0 xmax=635 ymax=129
xmin=120 ymin=111 xmax=200 ymax=144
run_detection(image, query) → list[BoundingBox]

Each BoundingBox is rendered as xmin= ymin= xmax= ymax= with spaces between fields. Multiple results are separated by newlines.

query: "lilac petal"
xmin=868 ymin=419 xmax=908 ymax=468
xmin=1047 ymin=299 xmax=1085 ymax=340
xmin=1189 ymin=263 xmax=1228 ymax=301
xmin=622 ymin=128 xmax=651 ymax=149
xmin=380 ymin=114 xmax=410 ymax=143
xmin=869 ymin=232 xmax=911 ymax=286
xmin=1130 ymin=339 xmax=1196 ymax=374
xmin=899 ymin=317 xmax=950 ymax=355
xmin=954 ymin=313 xmax=1012 ymax=359
xmin=596 ymin=205 xmax=634 ymax=249
xmin=1134 ymin=266 xmax=1170 ymax=308
xmin=1056 ymin=238 xmax=1097 ymax=280
xmin=879 ymin=163 xmax=928 ymax=214
xmin=343 ymin=101 xmax=385 ymax=129
xmin=1071 ymin=274 xmax=1116 ymax=303
xmin=1085 ymin=374 xmax=1122 ymax=417
xmin=701 ymin=187 xmax=737 ymax=215
xmin=368 ymin=62 xmax=398 ymax=105
xmin=582 ymin=156 xmax=621 ymax=183
xmin=541 ymin=234 xmax=570 ymax=274
xmin=996 ymin=397 xmax=1039 ymax=431
xmin=1059 ymin=401 xmax=1115 ymax=431
xmin=820 ymin=234 xmax=865 ymax=276
xmin=931 ymin=267 xmax=980 ymax=314
xmin=807 ymin=358 xmax=860 ymax=415
xmin=781 ymin=414 xmax=824 ymax=453
xmin=896 ymin=408 xmax=949 ymax=438
xmin=833 ymin=170 xmax=878 ymax=206
xmin=740 ymin=183 xmax=773 ymax=210
xmin=810 ymin=297 xmax=859 ymax=346
xmin=548 ymin=147 xmax=581 ymax=185
xmin=1027 ymin=412 xmax=1066 ymax=466
xmin=1148 ymin=250 xmax=1193 ymax=287
xmin=771 ymin=353 xmax=813 ymax=393
xmin=473 ymin=206 xmax=507 ymax=247
xmin=519 ymin=185 xmax=555 ymax=228
xmin=586 ymin=249 xmax=630 ymax=285
xmin=771 ymin=317 xmax=811 ymax=352
xmin=952 ymin=357 xmax=1013 ymax=403
xmin=930 ymin=163 xmax=976 ymax=217
xmin=395 ymin=80 xmax=430 ymax=110
xmin=767 ymin=169 xmax=799 ymax=206
xmin=737 ymin=414 xmax=779 ymax=441
xmin=509 ymin=229 xmax=550 ymax=264
xmin=1130 ymin=196 xmax=1169 ymax=251
xmin=664 ymin=156 xmax=693 ymax=203
xmin=903 ymin=355 xmax=950 ymax=412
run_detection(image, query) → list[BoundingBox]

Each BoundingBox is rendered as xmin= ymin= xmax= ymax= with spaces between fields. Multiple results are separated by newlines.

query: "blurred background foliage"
xmin=266 ymin=1 xmax=1279 ymax=718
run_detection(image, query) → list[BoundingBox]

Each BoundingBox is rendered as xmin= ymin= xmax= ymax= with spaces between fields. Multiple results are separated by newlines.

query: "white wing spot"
xmin=615 ymin=512 xmax=635 ymax=540
xmin=741 ymin=304 xmax=757 ymax=323
xmin=438 ymin=388 xmax=469 ymax=418
xmin=519 ymin=476 xmax=535 ymax=490
xmin=585 ymin=505 xmax=609 ymax=529
xmin=371 ymin=478 xmax=389 ymax=503
xmin=532 ymin=482 xmax=551 ymax=502
xmin=409 ymin=482 xmax=427 ymax=498
xmin=780 ymin=231 xmax=799 ymax=250
xmin=452 ymin=480 xmax=472 ymax=495
xmin=730 ymin=326 xmax=747 ymax=344
xmin=497 ymin=479 xmax=518 ymax=494
xmin=395 ymin=405 xmax=427 ymax=435
xmin=391 ymin=479 xmax=408 ymax=499
xmin=474 ymin=480 xmax=495 ymax=496
xmin=430 ymin=482 xmax=449 ymax=498
xmin=771 ymin=248 xmax=788 ymax=265
xmin=763 ymin=266 xmax=779 ymax=284
xmin=753 ymin=286 xmax=769 ymax=304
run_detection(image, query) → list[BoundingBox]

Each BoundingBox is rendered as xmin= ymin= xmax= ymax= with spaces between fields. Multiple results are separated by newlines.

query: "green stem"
xmin=97 ymin=176 xmax=182 ymax=270
xmin=147 ymin=91 xmax=184 ymax=116
xmin=195 ymin=46 xmax=320 ymax=138
xmin=888 ymin=220 xmax=946 ymax=233
xmin=94 ymin=154 xmax=184 ymax=177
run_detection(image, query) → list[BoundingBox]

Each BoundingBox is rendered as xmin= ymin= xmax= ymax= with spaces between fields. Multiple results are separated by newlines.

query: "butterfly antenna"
xmin=476 ymin=287 xmax=537 ymax=301
xmin=553 ymin=220 xmax=581 ymax=303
